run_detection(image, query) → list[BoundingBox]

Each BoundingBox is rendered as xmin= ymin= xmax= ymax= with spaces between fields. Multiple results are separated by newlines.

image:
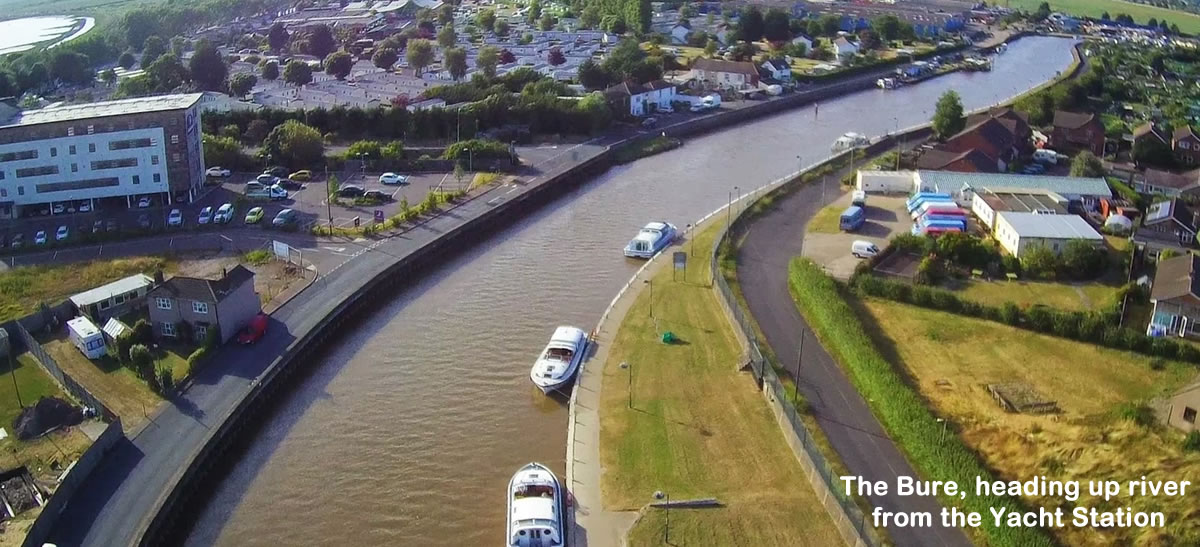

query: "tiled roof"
xmin=692 ymin=58 xmax=758 ymax=76
xmin=1143 ymin=168 xmax=1200 ymax=191
xmin=1151 ymin=254 xmax=1200 ymax=303
xmin=149 ymin=265 xmax=255 ymax=304
xmin=916 ymin=148 xmax=995 ymax=172
xmin=1133 ymin=122 xmax=1166 ymax=142
xmin=1175 ymin=125 xmax=1200 ymax=141
xmin=1052 ymin=110 xmax=1097 ymax=130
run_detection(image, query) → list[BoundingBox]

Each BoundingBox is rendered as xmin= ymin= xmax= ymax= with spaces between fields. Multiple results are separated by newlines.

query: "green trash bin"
xmin=662 ymin=331 xmax=676 ymax=344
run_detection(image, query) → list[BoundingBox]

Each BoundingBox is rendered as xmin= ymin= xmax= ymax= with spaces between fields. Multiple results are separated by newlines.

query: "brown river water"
xmin=185 ymin=36 xmax=1077 ymax=546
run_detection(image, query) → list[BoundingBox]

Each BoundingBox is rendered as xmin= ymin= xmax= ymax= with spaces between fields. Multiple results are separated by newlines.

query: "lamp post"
xmin=620 ymin=361 xmax=631 ymax=409
xmin=686 ymin=223 xmax=693 ymax=257
xmin=358 ymin=152 xmax=367 ymax=178
xmin=796 ymin=154 xmax=802 ymax=178
xmin=467 ymin=147 xmax=473 ymax=172
xmin=936 ymin=418 xmax=947 ymax=443
xmin=793 ymin=329 xmax=805 ymax=406
xmin=324 ymin=165 xmax=332 ymax=230
xmin=644 ymin=279 xmax=653 ymax=318
xmin=654 ymin=490 xmax=670 ymax=543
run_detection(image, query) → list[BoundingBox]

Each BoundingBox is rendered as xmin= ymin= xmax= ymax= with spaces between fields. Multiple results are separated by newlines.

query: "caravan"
xmin=67 ymin=316 xmax=106 ymax=359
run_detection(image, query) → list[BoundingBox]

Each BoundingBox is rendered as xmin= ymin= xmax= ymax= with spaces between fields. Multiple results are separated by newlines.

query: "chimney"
xmin=221 ymin=267 xmax=227 ymax=279
xmin=153 ymin=269 xmax=165 ymax=285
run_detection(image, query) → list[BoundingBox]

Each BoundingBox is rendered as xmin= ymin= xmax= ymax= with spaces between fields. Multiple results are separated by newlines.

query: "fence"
xmin=706 ymin=152 xmax=884 ymax=547
xmin=11 ymin=321 xmax=117 ymax=422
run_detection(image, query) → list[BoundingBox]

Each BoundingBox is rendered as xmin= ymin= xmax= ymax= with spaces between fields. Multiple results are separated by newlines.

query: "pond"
xmin=0 ymin=16 xmax=96 ymax=56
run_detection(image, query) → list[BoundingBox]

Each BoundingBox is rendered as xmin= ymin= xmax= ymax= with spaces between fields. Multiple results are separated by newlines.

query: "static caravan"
xmin=67 ymin=316 xmax=107 ymax=360
xmin=906 ymin=192 xmax=952 ymax=212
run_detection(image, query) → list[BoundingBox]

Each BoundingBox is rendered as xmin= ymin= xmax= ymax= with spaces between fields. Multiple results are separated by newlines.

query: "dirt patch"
xmin=13 ymin=397 xmax=82 ymax=440
xmin=174 ymin=253 xmax=307 ymax=307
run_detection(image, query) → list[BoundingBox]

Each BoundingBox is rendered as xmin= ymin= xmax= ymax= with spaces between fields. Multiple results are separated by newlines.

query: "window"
xmin=1185 ymin=407 xmax=1198 ymax=424
xmin=0 ymin=189 xmax=5 ymax=197
xmin=98 ymin=300 xmax=111 ymax=311
xmin=90 ymin=158 xmax=138 ymax=170
xmin=89 ymin=143 xmax=96 ymax=153
xmin=192 ymin=301 xmax=209 ymax=314
xmin=1182 ymin=141 xmax=1191 ymax=150
xmin=153 ymin=173 xmax=161 ymax=183
xmin=151 ymin=155 xmax=159 ymax=165
xmin=50 ymin=147 xmax=56 ymax=157
xmin=86 ymin=338 xmax=104 ymax=351
xmin=87 ymin=124 xmax=94 ymax=134
xmin=172 ymin=153 xmax=181 ymax=163
xmin=196 ymin=324 xmax=208 ymax=340
xmin=170 ymin=134 xmax=180 ymax=144
xmin=0 ymin=150 xmax=37 ymax=162
xmin=16 ymin=165 xmax=59 ymax=177
xmin=67 ymin=127 xmax=75 ymax=137
xmin=156 ymin=297 xmax=172 ymax=310
xmin=0 ymin=171 xmax=4 ymax=179
xmin=71 ymin=163 xmax=78 ymax=173
xmin=36 ymin=177 xmax=118 ymax=193
xmin=108 ymin=138 xmax=153 ymax=150
xmin=17 ymin=186 xmax=23 ymax=195
xmin=132 ymin=175 xmax=140 ymax=185
xmin=114 ymin=293 xmax=126 ymax=304
xmin=69 ymin=145 xmax=76 ymax=154
xmin=162 ymin=322 xmax=176 ymax=337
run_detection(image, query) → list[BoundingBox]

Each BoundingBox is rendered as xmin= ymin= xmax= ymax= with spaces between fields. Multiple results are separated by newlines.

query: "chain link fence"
xmin=12 ymin=321 xmax=117 ymax=422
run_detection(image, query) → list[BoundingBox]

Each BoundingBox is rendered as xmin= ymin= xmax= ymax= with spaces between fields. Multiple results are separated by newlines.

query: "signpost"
xmin=374 ymin=210 xmax=384 ymax=223
xmin=272 ymin=240 xmax=290 ymax=260
xmin=673 ymin=251 xmax=687 ymax=280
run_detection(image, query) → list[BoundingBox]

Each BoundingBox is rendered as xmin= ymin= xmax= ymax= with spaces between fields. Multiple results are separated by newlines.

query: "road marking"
xmin=505 ymin=186 xmax=518 ymax=194
xmin=487 ymin=197 xmax=504 ymax=206
xmin=322 ymin=246 xmax=347 ymax=253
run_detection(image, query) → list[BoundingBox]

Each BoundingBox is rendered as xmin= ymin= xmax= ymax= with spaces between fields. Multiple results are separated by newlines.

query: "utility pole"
xmin=8 ymin=354 xmax=23 ymax=409
xmin=325 ymin=166 xmax=333 ymax=232
xmin=793 ymin=329 xmax=804 ymax=406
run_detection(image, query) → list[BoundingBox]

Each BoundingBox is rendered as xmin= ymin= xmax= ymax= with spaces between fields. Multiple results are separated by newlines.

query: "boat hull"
xmin=623 ymin=223 xmax=677 ymax=259
xmin=530 ymin=339 xmax=588 ymax=393
xmin=507 ymin=463 xmax=565 ymax=547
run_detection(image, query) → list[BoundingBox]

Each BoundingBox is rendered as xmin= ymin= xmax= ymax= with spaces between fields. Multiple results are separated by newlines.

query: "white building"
xmin=0 ymin=93 xmax=206 ymax=218
xmin=67 ymin=316 xmax=106 ymax=360
xmin=691 ymin=58 xmax=759 ymax=90
xmin=992 ymin=211 xmax=1104 ymax=258
xmin=791 ymin=34 xmax=814 ymax=52
xmin=604 ymin=80 xmax=677 ymax=117
xmin=833 ymin=37 xmax=859 ymax=62
xmin=760 ymin=59 xmax=791 ymax=82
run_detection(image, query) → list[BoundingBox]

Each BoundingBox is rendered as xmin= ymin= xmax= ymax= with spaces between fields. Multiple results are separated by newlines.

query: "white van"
xmin=1032 ymin=149 xmax=1060 ymax=164
xmin=852 ymin=190 xmax=867 ymax=206
xmin=851 ymin=240 xmax=879 ymax=259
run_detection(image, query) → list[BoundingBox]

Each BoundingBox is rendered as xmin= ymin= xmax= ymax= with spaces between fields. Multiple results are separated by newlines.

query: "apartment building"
xmin=0 ymin=93 xmax=205 ymax=219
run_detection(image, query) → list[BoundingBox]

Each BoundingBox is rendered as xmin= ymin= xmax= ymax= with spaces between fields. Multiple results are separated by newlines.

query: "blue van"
xmin=839 ymin=206 xmax=866 ymax=231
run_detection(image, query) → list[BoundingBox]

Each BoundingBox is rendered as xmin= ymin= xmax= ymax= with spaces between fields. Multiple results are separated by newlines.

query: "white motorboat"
xmin=831 ymin=132 xmax=870 ymax=153
xmin=529 ymin=326 xmax=588 ymax=393
xmin=507 ymin=462 xmax=565 ymax=547
xmin=622 ymin=221 xmax=677 ymax=258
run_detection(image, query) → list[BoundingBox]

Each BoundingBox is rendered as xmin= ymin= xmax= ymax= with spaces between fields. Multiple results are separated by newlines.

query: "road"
xmin=735 ymin=164 xmax=972 ymax=546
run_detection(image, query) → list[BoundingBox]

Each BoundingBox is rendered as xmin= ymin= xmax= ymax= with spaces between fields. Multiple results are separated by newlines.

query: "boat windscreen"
xmin=544 ymin=347 xmax=574 ymax=361
xmin=515 ymin=484 xmax=556 ymax=498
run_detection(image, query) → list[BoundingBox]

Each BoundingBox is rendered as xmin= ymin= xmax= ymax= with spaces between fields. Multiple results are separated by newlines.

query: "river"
xmin=186 ymin=36 xmax=1077 ymax=546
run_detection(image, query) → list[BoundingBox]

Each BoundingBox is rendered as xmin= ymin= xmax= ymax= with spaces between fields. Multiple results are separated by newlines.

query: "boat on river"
xmin=529 ymin=326 xmax=588 ymax=393
xmin=507 ymin=462 xmax=565 ymax=547
xmin=831 ymin=132 xmax=870 ymax=153
xmin=623 ymin=221 xmax=677 ymax=258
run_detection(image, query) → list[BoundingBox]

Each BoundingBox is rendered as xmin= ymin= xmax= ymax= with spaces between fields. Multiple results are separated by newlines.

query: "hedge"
xmin=851 ymin=274 xmax=1200 ymax=364
xmin=789 ymin=258 xmax=1053 ymax=547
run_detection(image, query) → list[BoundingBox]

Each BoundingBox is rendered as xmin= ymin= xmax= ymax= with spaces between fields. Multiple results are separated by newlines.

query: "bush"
xmin=1060 ymin=240 xmax=1107 ymax=280
xmin=156 ymin=363 xmax=174 ymax=393
xmin=132 ymin=318 xmax=153 ymax=344
xmin=1117 ymin=403 xmax=1156 ymax=427
xmin=115 ymin=333 xmax=135 ymax=364
xmin=1021 ymin=244 xmax=1059 ymax=280
xmin=1149 ymin=358 xmax=1167 ymax=371
xmin=1183 ymin=431 xmax=1200 ymax=452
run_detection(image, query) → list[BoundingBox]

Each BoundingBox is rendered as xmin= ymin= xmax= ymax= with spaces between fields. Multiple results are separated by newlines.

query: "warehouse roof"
xmin=996 ymin=212 xmax=1103 ymax=240
xmin=916 ymin=170 xmax=1111 ymax=197
xmin=0 ymin=93 xmax=203 ymax=129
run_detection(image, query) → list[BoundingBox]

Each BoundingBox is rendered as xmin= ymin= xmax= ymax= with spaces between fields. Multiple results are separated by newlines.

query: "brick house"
xmin=918 ymin=108 xmax=1031 ymax=173
xmin=691 ymin=58 xmax=759 ymax=90
xmin=1147 ymin=254 xmax=1200 ymax=338
xmin=147 ymin=265 xmax=259 ymax=344
xmin=1174 ymin=125 xmax=1200 ymax=166
xmin=1132 ymin=122 xmax=1168 ymax=150
xmin=1137 ymin=168 xmax=1200 ymax=197
xmin=1051 ymin=110 xmax=1105 ymax=156
xmin=915 ymin=148 xmax=996 ymax=172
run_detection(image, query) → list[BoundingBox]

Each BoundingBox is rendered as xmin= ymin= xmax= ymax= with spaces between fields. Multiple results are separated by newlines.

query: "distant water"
xmin=187 ymin=36 xmax=1079 ymax=547
xmin=0 ymin=16 xmax=95 ymax=55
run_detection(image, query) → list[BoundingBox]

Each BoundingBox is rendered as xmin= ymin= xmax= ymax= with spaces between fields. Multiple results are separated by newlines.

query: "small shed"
xmin=1167 ymin=379 xmax=1200 ymax=432
xmin=102 ymin=317 xmax=129 ymax=344
xmin=1104 ymin=214 xmax=1134 ymax=234
xmin=66 ymin=316 xmax=106 ymax=360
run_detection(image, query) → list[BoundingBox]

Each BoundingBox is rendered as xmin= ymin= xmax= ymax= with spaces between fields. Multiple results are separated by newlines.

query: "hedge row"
xmin=852 ymin=275 xmax=1200 ymax=364
xmin=788 ymin=258 xmax=1054 ymax=547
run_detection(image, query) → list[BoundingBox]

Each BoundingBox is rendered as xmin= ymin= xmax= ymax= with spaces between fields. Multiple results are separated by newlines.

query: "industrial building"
xmin=970 ymin=188 xmax=1069 ymax=230
xmin=0 ymin=93 xmax=206 ymax=219
xmin=992 ymin=211 xmax=1104 ymax=258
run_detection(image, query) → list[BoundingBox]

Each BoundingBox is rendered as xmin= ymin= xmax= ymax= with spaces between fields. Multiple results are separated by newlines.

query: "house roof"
xmin=916 ymin=170 xmax=1111 ymax=197
xmin=1052 ymin=110 xmax=1097 ymax=130
xmin=915 ymin=148 xmax=995 ymax=172
xmin=1144 ymin=198 xmax=1196 ymax=232
xmin=643 ymin=79 xmax=675 ymax=91
xmin=1133 ymin=122 xmax=1167 ymax=143
xmin=1151 ymin=254 xmax=1200 ymax=303
xmin=1143 ymin=168 xmax=1200 ymax=191
xmin=966 ymin=106 xmax=1029 ymax=136
xmin=944 ymin=117 xmax=1017 ymax=160
xmin=834 ymin=36 xmax=857 ymax=48
xmin=763 ymin=58 xmax=789 ymax=71
xmin=1175 ymin=125 xmax=1200 ymax=142
xmin=149 ymin=265 xmax=255 ymax=304
xmin=691 ymin=58 xmax=758 ymax=76
xmin=604 ymin=81 xmax=647 ymax=98
xmin=70 ymin=274 xmax=155 ymax=308
xmin=996 ymin=211 xmax=1104 ymax=241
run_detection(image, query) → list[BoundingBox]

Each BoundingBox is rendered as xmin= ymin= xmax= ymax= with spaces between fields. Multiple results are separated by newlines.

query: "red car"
xmin=238 ymin=313 xmax=269 ymax=345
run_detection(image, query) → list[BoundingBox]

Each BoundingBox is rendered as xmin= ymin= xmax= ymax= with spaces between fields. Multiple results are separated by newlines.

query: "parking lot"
xmin=802 ymin=194 xmax=911 ymax=280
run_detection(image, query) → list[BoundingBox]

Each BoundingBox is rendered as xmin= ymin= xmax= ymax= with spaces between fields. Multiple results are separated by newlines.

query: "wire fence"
xmin=13 ymin=321 xmax=117 ymax=422
xmin=707 ymin=155 xmax=885 ymax=547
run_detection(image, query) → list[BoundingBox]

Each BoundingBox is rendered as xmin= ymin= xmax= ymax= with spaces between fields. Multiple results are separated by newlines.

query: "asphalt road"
xmin=735 ymin=173 xmax=972 ymax=547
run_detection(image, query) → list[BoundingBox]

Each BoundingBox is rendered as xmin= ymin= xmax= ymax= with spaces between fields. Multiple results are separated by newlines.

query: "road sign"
xmin=374 ymin=210 xmax=384 ymax=223
xmin=673 ymin=252 xmax=687 ymax=270
xmin=272 ymin=240 xmax=290 ymax=259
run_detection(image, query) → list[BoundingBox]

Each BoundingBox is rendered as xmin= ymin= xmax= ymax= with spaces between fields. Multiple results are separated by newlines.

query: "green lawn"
xmin=943 ymin=277 xmax=1121 ymax=311
xmin=600 ymin=222 xmax=842 ymax=546
xmin=1007 ymin=0 xmax=1200 ymax=34
xmin=42 ymin=335 xmax=162 ymax=430
xmin=806 ymin=202 xmax=843 ymax=234
xmin=0 ymin=353 xmax=96 ymax=486
xmin=0 ymin=256 xmax=175 ymax=324
xmin=0 ymin=353 xmax=67 ymax=429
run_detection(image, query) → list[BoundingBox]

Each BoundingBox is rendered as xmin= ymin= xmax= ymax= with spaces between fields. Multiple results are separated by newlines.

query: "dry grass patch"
xmin=860 ymin=298 xmax=1200 ymax=546
xmin=42 ymin=335 xmax=161 ymax=430
xmin=806 ymin=202 xmax=843 ymax=234
xmin=0 ymin=256 xmax=175 ymax=323
xmin=945 ymin=278 xmax=1121 ymax=312
xmin=599 ymin=223 xmax=841 ymax=546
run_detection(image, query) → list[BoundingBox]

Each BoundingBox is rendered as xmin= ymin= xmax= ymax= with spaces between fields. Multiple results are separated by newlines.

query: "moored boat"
xmin=529 ymin=326 xmax=588 ymax=393
xmin=831 ymin=132 xmax=870 ymax=153
xmin=507 ymin=462 xmax=565 ymax=547
xmin=622 ymin=221 xmax=677 ymax=258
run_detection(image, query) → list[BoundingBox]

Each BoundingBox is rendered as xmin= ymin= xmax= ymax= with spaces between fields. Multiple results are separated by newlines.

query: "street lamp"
xmin=654 ymin=490 xmax=670 ymax=543
xmin=793 ymin=329 xmax=805 ymax=406
xmin=686 ymin=223 xmax=693 ymax=258
xmin=620 ymin=361 xmax=631 ymax=409
xmin=358 ymin=152 xmax=367 ymax=178
xmin=643 ymin=279 xmax=653 ymax=318
xmin=936 ymin=418 xmax=948 ymax=443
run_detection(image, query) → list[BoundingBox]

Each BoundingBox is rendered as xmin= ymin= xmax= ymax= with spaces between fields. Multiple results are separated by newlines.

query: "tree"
xmin=324 ymin=51 xmax=353 ymax=79
xmin=858 ymin=29 xmax=881 ymax=50
xmin=124 ymin=11 xmax=158 ymax=51
xmin=528 ymin=0 xmax=542 ymax=24
xmin=306 ymin=25 xmax=338 ymax=59
xmin=627 ymin=0 xmax=651 ymax=34
xmin=260 ymin=60 xmax=280 ymax=80
xmin=499 ymin=49 xmax=516 ymax=64
xmin=141 ymin=35 xmax=166 ymax=68
xmin=1069 ymin=150 xmax=1105 ymax=177
xmin=118 ymin=51 xmax=136 ymax=70
xmin=539 ymin=14 xmax=555 ymax=32
xmin=445 ymin=47 xmax=467 ymax=80
xmin=819 ymin=14 xmax=841 ymax=37
xmin=807 ymin=19 xmax=823 ymax=38
xmin=932 ymin=90 xmax=965 ymax=140
xmin=189 ymin=39 xmax=228 ymax=90
xmin=704 ymin=38 xmax=718 ymax=57
xmin=1101 ymin=11 xmax=1110 ymax=20
xmin=437 ymin=25 xmax=457 ymax=49
xmin=438 ymin=4 xmax=454 ymax=25
xmin=406 ymin=39 xmax=435 ymax=75
xmin=170 ymin=36 xmax=188 ymax=57
xmin=347 ymin=140 xmax=383 ymax=158
xmin=246 ymin=119 xmax=271 ymax=142
xmin=495 ymin=19 xmax=510 ymax=37
xmin=580 ymin=6 xmax=600 ymax=29
xmin=763 ymin=8 xmax=791 ymax=43
xmin=680 ymin=3 xmax=695 ymax=18
xmin=203 ymin=134 xmax=249 ymax=170
xmin=264 ymin=120 xmax=324 ymax=166
xmin=229 ymin=73 xmax=257 ymax=97
xmin=100 ymin=69 xmax=118 ymax=86
xmin=1034 ymin=1 xmax=1051 ymax=21
xmin=1021 ymin=244 xmax=1059 ymax=280
xmin=283 ymin=60 xmax=313 ymax=86
xmin=577 ymin=58 xmax=611 ymax=90
xmin=730 ymin=41 xmax=757 ymax=61
xmin=373 ymin=47 xmax=399 ymax=70
xmin=268 ymin=23 xmax=290 ymax=52
xmin=548 ymin=47 xmax=566 ymax=66
xmin=1147 ymin=17 xmax=1157 ymax=28
xmin=1061 ymin=240 xmax=1106 ymax=280
xmin=146 ymin=54 xmax=188 ymax=91
xmin=1133 ymin=136 xmax=1175 ymax=167
xmin=873 ymin=15 xmax=902 ymax=43
xmin=477 ymin=46 xmax=500 ymax=78
xmin=738 ymin=6 xmax=765 ymax=42
xmin=50 ymin=51 xmax=93 ymax=86
xmin=477 ymin=9 xmax=497 ymax=32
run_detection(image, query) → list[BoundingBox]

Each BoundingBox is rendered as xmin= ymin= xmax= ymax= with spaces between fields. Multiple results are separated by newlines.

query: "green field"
xmin=1008 ymin=0 xmax=1200 ymax=34
xmin=944 ymin=277 xmax=1121 ymax=311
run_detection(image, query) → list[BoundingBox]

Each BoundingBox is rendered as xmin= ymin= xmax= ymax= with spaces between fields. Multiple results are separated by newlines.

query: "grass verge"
xmin=599 ymin=222 xmax=842 ymax=546
xmin=942 ymin=277 xmax=1120 ymax=312
xmin=613 ymin=136 xmax=683 ymax=164
xmin=807 ymin=202 xmax=844 ymax=234
xmin=0 ymin=256 xmax=174 ymax=324
xmin=1007 ymin=0 xmax=1200 ymax=34
xmin=788 ymin=257 xmax=1054 ymax=547
xmin=861 ymin=298 xmax=1200 ymax=546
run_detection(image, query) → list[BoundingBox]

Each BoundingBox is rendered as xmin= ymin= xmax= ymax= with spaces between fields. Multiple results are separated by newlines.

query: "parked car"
xmin=338 ymin=184 xmax=366 ymax=197
xmin=238 ymin=313 xmax=269 ymax=344
xmin=289 ymin=170 xmax=312 ymax=181
xmin=137 ymin=214 xmax=151 ymax=229
xmin=264 ymin=166 xmax=288 ymax=178
xmin=92 ymin=220 xmax=104 ymax=234
xmin=55 ymin=225 xmax=69 ymax=241
xmin=1022 ymin=163 xmax=1046 ymax=175
xmin=245 ymin=207 xmax=265 ymax=224
xmin=851 ymin=240 xmax=880 ymax=259
xmin=198 ymin=206 xmax=213 ymax=224
xmin=641 ymin=117 xmax=658 ymax=128
xmin=138 ymin=197 xmax=152 ymax=208
xmin=277 ymin=178 xmax=303 ymax=190
xmin=206 ymin=166 xmax=232 ymax=177
xmin=214 ymin=203 xmax=235 ymax=224
xmin=10 ymin=233 xmax=22 ymax=249
xmin=256 ymin=173 xmax=278 ymax=185
xmin=272 ymin=208 xmax=297 ymax=227
xmin=52 ymin=203 xmax=65 ymax=214
xmin=106 ymin=219 xmax=118 ymax=232
xmin=379 ymin=172 xmax=408 ymax=185
xmin=363 ymin=189 xmax=391 ymax=202
xmin=78 ymin=201 xmax=91 ymax=213
xmin=167 ymin=208 xmax=183 ymax=227
xmin=34 ymin=231 xmax=47 ymax=245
